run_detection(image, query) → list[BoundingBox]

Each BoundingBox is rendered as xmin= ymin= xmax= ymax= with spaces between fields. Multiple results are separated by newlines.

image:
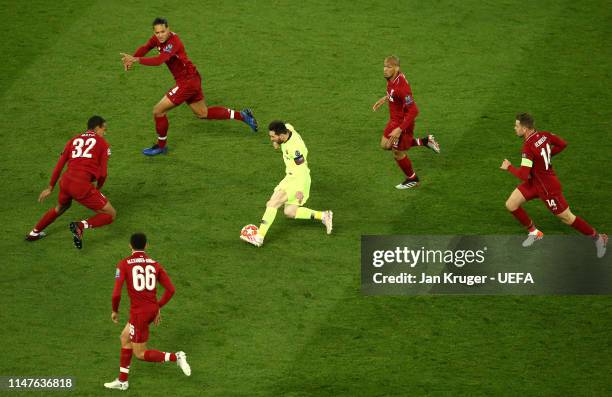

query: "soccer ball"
xmin=240 ymin=224 xmax=258 ymax=238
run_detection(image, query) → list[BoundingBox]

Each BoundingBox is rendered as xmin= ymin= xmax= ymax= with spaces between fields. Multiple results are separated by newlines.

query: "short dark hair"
xmin=516 ymin=113 xmax=535 ymax=129
xmin=153 ymin=17 xmax=168 ymax=27
xmin=268 ymin=120 xmax=288 ymax=135
xmin=130 ymin=233 xmax=147 ymax=250
xmin=385 ymin=55 xmax=400 ymax=66
xmin=87 ymin=115 xmax=106 ymax=130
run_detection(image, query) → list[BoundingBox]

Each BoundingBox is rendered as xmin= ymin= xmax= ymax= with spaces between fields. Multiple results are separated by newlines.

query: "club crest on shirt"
xmin=163 ymin=44 xmax=173 ymax=53
xmin=294 ymin=150 xmax=305 ymax=165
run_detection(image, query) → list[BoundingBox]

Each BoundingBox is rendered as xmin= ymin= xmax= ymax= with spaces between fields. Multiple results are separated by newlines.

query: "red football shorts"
xmin=383 ymin=120 xmax=415 ymax=151
xmin=517 ymin=181 xmax=569 ymax=215
xmin=58 ymin=176 xmax=108 ymax=211
xmin=128 ymin=309 xmax=158 ymax=343
xmin=165 ymin=76 xmax=204 ymax=105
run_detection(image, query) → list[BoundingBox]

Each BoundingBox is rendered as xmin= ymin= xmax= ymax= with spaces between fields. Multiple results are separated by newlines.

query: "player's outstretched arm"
xmin=38 ymin=187 xmax=53 ymax=203
xmin=372 ymin=96 xmax=388 ymax=111
xmin=111 ymin=263 xmax=125 ymax=319
xmin=47 ymin=143 xmax=70 ymax=193
xmin=502 ymin=158 xmax=531 ymax=181
xmin=120 ymin=53 xmax=138 ymax=71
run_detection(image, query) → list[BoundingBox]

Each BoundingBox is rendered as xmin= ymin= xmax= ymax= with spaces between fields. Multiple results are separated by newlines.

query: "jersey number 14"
xmin=540 ymin=143 xmax=552 ymax=170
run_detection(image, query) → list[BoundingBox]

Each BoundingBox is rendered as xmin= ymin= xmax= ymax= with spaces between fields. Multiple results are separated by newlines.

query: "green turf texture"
xmin=1 ymin=0 xmax=611 ymax=396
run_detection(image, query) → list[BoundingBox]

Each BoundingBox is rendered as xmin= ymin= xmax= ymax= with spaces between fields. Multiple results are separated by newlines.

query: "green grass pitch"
xmin=1 ymin=0 xmax=611 ymax=396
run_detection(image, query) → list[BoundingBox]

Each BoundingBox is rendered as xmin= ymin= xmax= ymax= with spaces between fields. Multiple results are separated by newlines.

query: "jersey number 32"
xmin=71 ymin=138 xmax=96 ymax=159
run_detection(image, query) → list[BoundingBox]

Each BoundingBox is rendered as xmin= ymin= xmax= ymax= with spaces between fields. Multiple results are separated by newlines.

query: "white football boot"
xmin=103 ymin=379 xmax=128 ymax=390
xmin=395 ymin=176 xmax=420 ymax=190
xmin=176 ymin=351 xmax=191 ymax=376
xmin=595 ymin=233 xmax=608 ymax=258
xmin=426 ymin=134 xmax=441 ymax=153
xmin=322 ymin=210 xmax=333 ymax=234
xmin=522 ymin=230 xmax=544 ymax=247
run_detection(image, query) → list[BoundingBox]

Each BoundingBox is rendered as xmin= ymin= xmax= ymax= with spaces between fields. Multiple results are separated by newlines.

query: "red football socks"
xmin=155 ymin=115 xmax=169 ymax=148
xmin=571 ymin=216 xmax=596 ymax=237
xmin=511 ymin=208 xmax=535 ymax=230
xmin=118 ymin=348 xmax=132 ymax=381
xmin=396 ymin=156 xmax=415 ymax=178
xmin=34 ymin=208 xmax=59 ymax=232
xmin=206 ymin=106 xmax=244 ymax=121
xmin=143 ymin=350 xmax=177 ymax=362
xmin=84 ymin=213 xmax=113 ymax=229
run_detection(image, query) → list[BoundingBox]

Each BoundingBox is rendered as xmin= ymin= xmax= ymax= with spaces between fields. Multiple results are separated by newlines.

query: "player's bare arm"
xmin=500 ymin=159 xmax=511 ymax=170
xmin=388 ymin=127 xmax=402 ymax=143
xmin=120 ymin=53 xmax=138 ymax=70
xmin=372 ymin=96 xmax=388 ymax=111
xmin=38 ymin=187 xmax=53 ymax=203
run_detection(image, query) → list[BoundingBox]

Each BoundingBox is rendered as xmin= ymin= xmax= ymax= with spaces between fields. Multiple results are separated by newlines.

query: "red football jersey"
xmin=386 ymin=72 xmax=419 ymax=128
xmin=112 ymin=251 xmax=175 ymax=314
xmin=134 ymin=32 xmax=199 ymax=82
xmin=520 ymin=131 xmax=565 ymax=193
xmin=49 ymin=131 xmax=110 ymax=188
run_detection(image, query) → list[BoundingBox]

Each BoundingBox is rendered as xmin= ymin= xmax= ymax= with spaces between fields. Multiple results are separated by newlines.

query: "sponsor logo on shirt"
xmin=405 ymin=95 xmax=413 ymax=105
xmin=164 ymin=44 xmax=173 ymax=53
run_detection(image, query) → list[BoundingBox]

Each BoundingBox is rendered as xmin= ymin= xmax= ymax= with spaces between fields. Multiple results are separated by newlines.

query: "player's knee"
xmin=133 ymin=350 xmax=145 ymax=360
xmin=284 ymin=206 xmax=297 ymax=218
xmin=194 ymin=109 xmax=208 ymax=119
xmin=392 ymin=149 xmax=405 ymax=160
xmin=558 ymin=211 xmax=575 ymax=225
xmin=109 ymin=207 xmax=117 ymax=220
xmin=266 ymin=198 xmax=283 ymax=208
xmin=505 ymin=199 xmax=517 ymax=212
xmin=266 ymin=200 xmax=279 ymax=209
xmin=153 ymin=107 xmax=165 ymax=118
